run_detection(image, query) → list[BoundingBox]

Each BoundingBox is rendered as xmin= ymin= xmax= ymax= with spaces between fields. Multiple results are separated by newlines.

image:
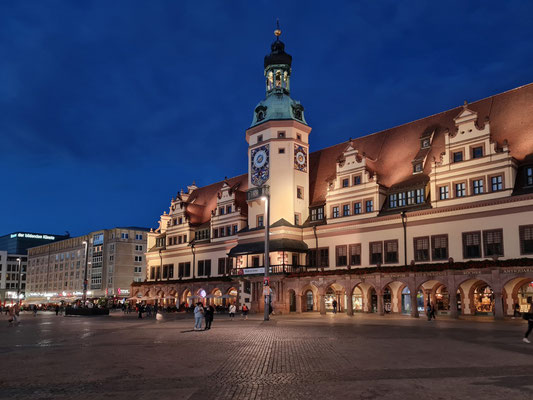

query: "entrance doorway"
xmin=352 ymin=286 xmax=363 ymax=312
xmin=370 ymin=288 xmax=378 ymax=313
xmin=305 ymin=290 xmax=314 ymax=311
xmin=289 ymin=290 xmax=296 ymax=312
xmin=401 ymin=287 xmax=411 ymax=314
xmin=474 ymin=285 xmax=494 ymax=315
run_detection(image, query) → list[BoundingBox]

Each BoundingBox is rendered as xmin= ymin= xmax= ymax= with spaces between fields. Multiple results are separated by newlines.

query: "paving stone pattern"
xmin=1 ymin=312 xmax=533 ymax=399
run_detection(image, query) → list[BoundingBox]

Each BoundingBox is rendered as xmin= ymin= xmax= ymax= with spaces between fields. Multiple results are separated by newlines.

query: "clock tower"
xmin=246 ymin=26 xmax=312 ymax=228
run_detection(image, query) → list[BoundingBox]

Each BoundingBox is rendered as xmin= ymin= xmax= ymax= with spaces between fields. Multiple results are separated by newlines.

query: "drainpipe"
xmin=313 ymin=225 xmax=319 ymax=272
xmin=401 ymin=211 xmax=407 ymax=267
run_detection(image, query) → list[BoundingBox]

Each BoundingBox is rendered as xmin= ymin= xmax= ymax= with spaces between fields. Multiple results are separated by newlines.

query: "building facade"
xmin=134 ymin=31 xmax=533 ymax=319
xmin=0 ymin=232 xmax=69 ymax=303
xmin=26 ymin=227 xmax=148 ymax=303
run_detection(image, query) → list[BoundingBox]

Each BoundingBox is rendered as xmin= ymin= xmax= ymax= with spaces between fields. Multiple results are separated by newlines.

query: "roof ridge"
xmin=188 ymin=172 xmax=248 ymax=192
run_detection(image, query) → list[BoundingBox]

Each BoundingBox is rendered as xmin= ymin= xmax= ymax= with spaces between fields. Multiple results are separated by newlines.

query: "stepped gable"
xmin=183 ymin=174 xmax=248 ymax=225
xmin=309 ymin=83 xmax=533 ymax=206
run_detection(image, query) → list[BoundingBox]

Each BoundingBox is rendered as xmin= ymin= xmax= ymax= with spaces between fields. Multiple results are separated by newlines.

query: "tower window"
xmin=297 ymin=186 xmax=304 ymax=199
xmin=257 ymin=111 xmax=265 ymax=121
xmin=278 ymin=131 xmax=286 ymax=138
xmin=257 ymin=135 xmax=263 ymax=143
xmin=278 ymin=148 xmax=285 ymax=154
xmin=297 ymin=134 xmax=302 ymax=141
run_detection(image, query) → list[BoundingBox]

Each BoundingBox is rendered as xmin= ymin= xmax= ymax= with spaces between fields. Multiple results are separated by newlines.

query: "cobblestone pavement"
xmin=1 ymin=311 xmax=533 ymax=399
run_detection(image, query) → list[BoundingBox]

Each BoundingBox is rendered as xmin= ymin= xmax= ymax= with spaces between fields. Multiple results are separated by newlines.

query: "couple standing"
xmin=193 ymin=302 xmax=214 ymax=330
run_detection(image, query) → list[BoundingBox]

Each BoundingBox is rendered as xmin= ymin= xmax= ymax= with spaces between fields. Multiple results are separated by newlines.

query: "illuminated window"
xmin=354 ymin=202 xmax=361 ymax=215
xmin=343 ymin=204 xmax=350 ymax=216
xmin=526 ymin=167 xmax=533 ymax=186
xmin=455 ymin=183 xmax=466 ymax=197
xmin=365 ymin=200 xmax=373 ymax=213
xmin=439 ymin=186 xmax=449 ymax=200
xmin=473 ymin=179 xmax=484 ymax=195
xmin=389 ymin=194 xmax=397 ymax=208
xmin=491 ymin=176 xmax=502 ymax=191
xmin=332 ymin=207 xmax=339 ymax=218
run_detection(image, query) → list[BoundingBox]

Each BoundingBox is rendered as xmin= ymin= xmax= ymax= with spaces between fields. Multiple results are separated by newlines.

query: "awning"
xmin=228 ymin=238 xmax=308 ymax=257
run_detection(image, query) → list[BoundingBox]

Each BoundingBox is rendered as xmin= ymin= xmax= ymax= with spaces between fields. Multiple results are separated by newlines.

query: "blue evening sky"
xmin=1 ymin=1 xmax=532 ymax=236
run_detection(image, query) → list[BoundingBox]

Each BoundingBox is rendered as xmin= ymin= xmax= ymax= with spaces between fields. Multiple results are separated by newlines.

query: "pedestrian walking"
xmin=138 ymin=303 xmax=144 ymax=319
xmin=332 ymin=299 xmax=338 ymax=314
xmin=205 ymin=305 xmax=214 ymax=330
xmin=229 ymin=303 xmax=236 ymax=319
xmin=55 ymin=304 xmax=60 ymax=316
xmin=194 ymin=302 xmax=204 ymax=330
xmin=32 ymin=305 xmax=38 ymax=317
xmin=427 ymin=304 xmax=436 ymax=321
xmin=8 ymin=307 xmax=15 ymax=327
xmin=523 ymin=305 xmax=533 ymax=343
xmin=242 ymin=304 xmax=249 ymax=320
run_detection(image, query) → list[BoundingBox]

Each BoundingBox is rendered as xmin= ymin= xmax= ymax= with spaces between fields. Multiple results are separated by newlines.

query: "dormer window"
xmin=526 ymin=167 xmax=533 ymax=186
xmin=421 ymin=138 xmax=430 ymax=149
xmin=255 ymin=105 xmax=267 ymax=122
xmin=310 ymin=207 xmax=324 ymax=221
xmin=413 ymin=163 xmax=423 ymax=173
xmin=472 ymin=146 xmax=483 ymax=159
xmin=292 ymin=104 xmax=303 ymax=121
xmin=257 ymin=111 xmax=265 ymax=121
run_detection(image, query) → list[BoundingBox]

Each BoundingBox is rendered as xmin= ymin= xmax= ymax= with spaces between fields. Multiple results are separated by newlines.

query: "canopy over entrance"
xmin=228 ymin=238 xmax=308 ymax=257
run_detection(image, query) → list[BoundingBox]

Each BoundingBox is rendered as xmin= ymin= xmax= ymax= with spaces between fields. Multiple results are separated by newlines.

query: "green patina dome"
xmin=250 ymin=93 xmax=307 ymax=127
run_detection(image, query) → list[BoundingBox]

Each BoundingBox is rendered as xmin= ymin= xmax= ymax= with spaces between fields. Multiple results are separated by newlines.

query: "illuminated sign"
xmin=10 ymin=233 xmax=56 ymax=240
xmin=117 ymin=288 xmax=130 ymax=295
xmin=93 ymin=233 xmax=104 ymax=245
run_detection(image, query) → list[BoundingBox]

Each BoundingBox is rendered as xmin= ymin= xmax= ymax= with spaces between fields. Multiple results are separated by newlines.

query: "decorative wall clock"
xmin=251 ymin=144 xmax=270 ymax=186
xmin=294 ymin=144 xmax=307 ymax=172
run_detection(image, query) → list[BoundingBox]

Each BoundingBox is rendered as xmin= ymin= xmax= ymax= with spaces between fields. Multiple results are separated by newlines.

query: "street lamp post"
xmin=16 ymin=258 xmax=22 ymax=305
xmin=401 ymin=211 xmax=407 ymax=267
xmin=261 ymin=194 xmax=270 ymax=321
xmin=82 ymin=240 xmax=89 ymax=304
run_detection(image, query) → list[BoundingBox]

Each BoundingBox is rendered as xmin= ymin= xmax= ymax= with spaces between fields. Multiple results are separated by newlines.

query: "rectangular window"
xmin=226 ymin=226 xmax=231 ymax=237
xmin=278 ymin=131 xmax=285 ymax=138
xmin=414 ymin=237 xmax=429 ymax=262
xmin=353 ymin=202 xmax=361 ymax=215
xmin=389 ymin=194 xmax=397 ymax=208
xmin=416 ymin=188 xmax=425 ymax=203
xmin=294 ymin=214 xmax=300 ymax=225
xmin=349 ymin=244 xmax=361 ymax=266
xmin=483 ymin=229 xmax=503 ymax=257
xmin=365 ymin=200 xmax=373 ymax=213
xmin=463 ymin=231 xmax=481 ymax=259
xmin=257 ymin=134 xmax=263 ymax=143
xmin=136 ymin=234 xmax=143 ymax=240
xmin=310 ymin=207 xmax=324 ymax=221
xmin=455 ymin=182 xmax=466 ymax=197
xmin=121 ymin=233 xmax=129 ymax=239
xmin=336 ymin=245 xmax=347 ymax=266
xmin=219 ymin=206 xmax=225 ymax=215
xmin=398 ymin=192 xmax=406 ymax=207
xmin=213 ymin=229 xmax=219 ymax=238
xmin=473 ymin=179 xmax=484 ymax=195
xmin=491 ymin=175 xmax=503 ymax=192
xmin=472 ymin=146 xmax=483 ymax=159
xmin=218 ymin=258 xmax=226 ymax=275
xmin=198 ymin=260 xmax=204 ymax=276
xmin=407 ymin=190 xmax=415 ymax=205
xmin=413 ymin=163 xmax=423 ymax=173
xmin=332 ymin=206 xmax=339 ymax=218
xmin=178 ymin=236 xmax=182 ymax=244
xmin=226 ymin=205 xmax=232 ymax=213
xmin=219 ymin=227 xmax=225 ymax=237
xmin=257 ymin=215 xmax=264 ymax=227
xmin=431 ymin=235 xmax=448 ymax=261
xmin=342 ymin=204 xmax=350 ymax=216
xmin=526 ymin=167 xmax=533 ymax=186
xmin=233 ymin=225 xmax=238 ymax=235
xmin=204 ymin=260 xmax=211 ymax=276
xmin=370 ymin=242 xmax=382 ymax=265
xmin=353 ymin=175 xmax=361 ymax=185
xmin=163 ymin=265 xmax=168 ymax=279
xmin=308 ymin=248 xmax=330 ymax=268
xmin=150 ymin=267 xmax=155 ymax=280
xmin=297 ymin=186 xmax=304 ymax=199
xmin=342 ymin=178 xmax=349 ymax=188
xmin=453 ymin=151 xmax=463 ymax=162
xmin=252 ymin=256 xmax=260 ymax=267
xmin=520 ymin=225 xmax=533 ymax=255
xmin=384 ymin=240 xmax=398 ymax=263
xmin=168 ymin=264 xmax=173 ymax=279
xmin=278 ymin=148 xmax=285 ymax=154
xmin=439 ymin=186 xmax=449 ymax=200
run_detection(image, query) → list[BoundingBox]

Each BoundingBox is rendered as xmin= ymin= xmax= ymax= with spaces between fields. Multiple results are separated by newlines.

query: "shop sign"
xmin=117 ymin=288 xmax=129 ymax=295
xmin=10 ymin=233 xmax=56 ymax=240
xmin=242 ymin=267 xmax=265 ymax=275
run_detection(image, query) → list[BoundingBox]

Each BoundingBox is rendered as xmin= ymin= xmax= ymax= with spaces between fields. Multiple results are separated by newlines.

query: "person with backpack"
xmin=194 ymin=302 xmax=204 ymax=330
xmin=242 ymin=304 xmax=249 ymax=320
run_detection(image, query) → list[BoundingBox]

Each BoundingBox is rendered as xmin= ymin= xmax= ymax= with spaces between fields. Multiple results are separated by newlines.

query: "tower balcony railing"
xmin=230 ymin=264 xmax=306 ymax=276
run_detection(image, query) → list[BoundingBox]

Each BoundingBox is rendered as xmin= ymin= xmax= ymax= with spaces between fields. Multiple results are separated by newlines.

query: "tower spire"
xmin=274 ymin=19 xmax=281 ymax=38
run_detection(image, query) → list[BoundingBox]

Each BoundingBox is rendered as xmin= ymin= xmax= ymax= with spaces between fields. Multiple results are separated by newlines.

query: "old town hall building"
xmin=133 ymin=30 xmax=533 ymax=319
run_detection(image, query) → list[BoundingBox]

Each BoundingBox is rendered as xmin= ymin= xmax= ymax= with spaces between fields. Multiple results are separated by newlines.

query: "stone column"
xmin=346 ymin=292 xmax=353 ymax=316
xmin=410 ymin=292 xmax=419 ymax=318
xmin=449 ymin=288 xmax=458 ymax=318
xmin=296 ymin=294 xmax=302 ymax=313
xmin=378 ymin=292 xmax=384 ymax=316
xmin=493 ymin=291 xmax=504 ymax=320
xmin=320 ymin=294 xmax=326 ymax=315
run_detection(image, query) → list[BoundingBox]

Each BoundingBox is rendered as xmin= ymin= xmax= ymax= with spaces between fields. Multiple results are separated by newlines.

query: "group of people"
xmin=136 ymin=303 xmax=159 ymax=319
xmin=193 ymin=302 xmax=249 ymax=331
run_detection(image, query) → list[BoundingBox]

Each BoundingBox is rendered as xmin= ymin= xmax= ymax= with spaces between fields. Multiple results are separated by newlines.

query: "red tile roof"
xmin=309 ymin=82 xmax=533 ymax=206
xmin=178 ymin=83 xmax=533 ymax=217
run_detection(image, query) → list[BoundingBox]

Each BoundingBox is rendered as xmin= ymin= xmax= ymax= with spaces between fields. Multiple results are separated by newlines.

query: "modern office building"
xmin=25 ymin=227 xmax=148 ymax=304
xmin=0 ymin=232 xmax=68 ymax=303
xmin=132 ymin=30 xmax=533 ymax=319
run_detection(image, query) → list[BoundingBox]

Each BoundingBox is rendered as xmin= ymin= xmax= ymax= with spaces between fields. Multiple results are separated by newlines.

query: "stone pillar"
xmin=449 ymin=289 xmax=459 ymax=318
xmin=494 ymin=291 xmax=504 ymax=320
xmin=346 ymin=292 xmax=353 ymax=316
xmin=296 ymin=294 xmax=302 ymax=313
xmin=378 ymin=293 xmax=384 ymax=316
xmin=320 ymin=294 xmax=326 ymax=315
xmin=410 ymin=292 xmax=419 ymax=318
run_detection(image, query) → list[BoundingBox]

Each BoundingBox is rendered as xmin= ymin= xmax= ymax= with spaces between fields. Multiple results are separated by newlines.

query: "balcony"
xmin=230 ymin=264 xmax=306 ymax=276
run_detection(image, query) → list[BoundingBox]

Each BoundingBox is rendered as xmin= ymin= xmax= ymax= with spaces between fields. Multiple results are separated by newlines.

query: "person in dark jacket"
xmin=138 ymin=304 xmax=144 ymax=319
xmin=205 ymin=305 xmax=214 ymax=330
xmin=523 ymin=305 xmax=533 ymax=343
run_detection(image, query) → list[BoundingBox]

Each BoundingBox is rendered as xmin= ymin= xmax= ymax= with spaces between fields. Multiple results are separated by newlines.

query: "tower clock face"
xmin=251 ymin=144 xmax=270 ymax=186
xmin=294 ymin=144 xmax=307 ymax=172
